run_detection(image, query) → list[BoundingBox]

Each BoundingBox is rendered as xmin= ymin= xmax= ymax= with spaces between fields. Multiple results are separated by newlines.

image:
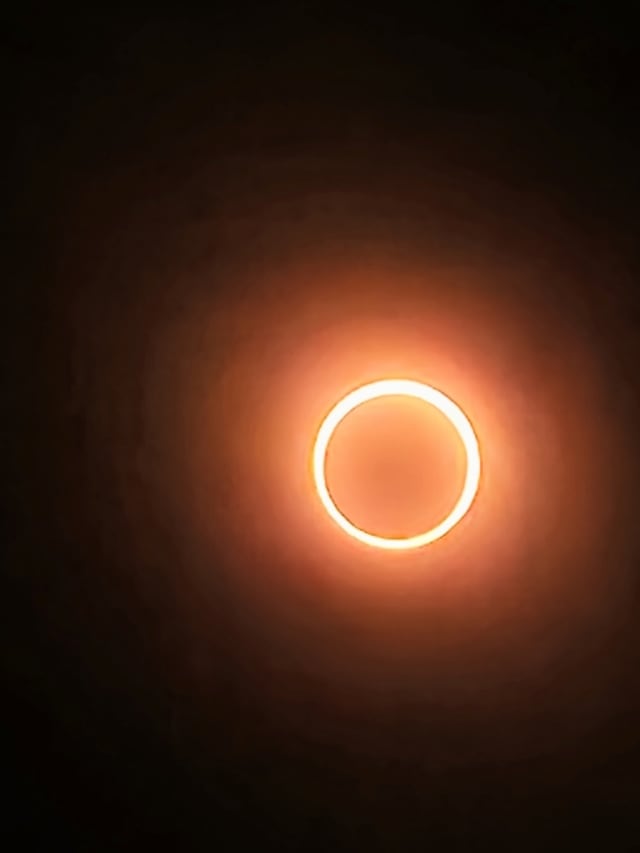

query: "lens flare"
xmin=312 ymin=379 xmax=481 ymax=549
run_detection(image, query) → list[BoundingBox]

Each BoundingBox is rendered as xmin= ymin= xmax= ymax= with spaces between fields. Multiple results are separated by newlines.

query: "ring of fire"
xmin=312 ymin=379 xmax=481 ymax=550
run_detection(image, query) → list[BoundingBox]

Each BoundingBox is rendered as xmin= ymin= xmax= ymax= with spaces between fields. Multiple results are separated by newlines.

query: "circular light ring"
xmin=312 ymin=379 xmax=481 ymax=550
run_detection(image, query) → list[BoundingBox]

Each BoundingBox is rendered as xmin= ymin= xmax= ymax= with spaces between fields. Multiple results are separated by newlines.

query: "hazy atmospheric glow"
xmin=312 ymin=379 xmax=481 ymax=550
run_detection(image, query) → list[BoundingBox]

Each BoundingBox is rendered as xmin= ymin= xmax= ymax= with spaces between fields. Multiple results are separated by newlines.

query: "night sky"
xmin=5 ymin=6 xmax=640 ymax=850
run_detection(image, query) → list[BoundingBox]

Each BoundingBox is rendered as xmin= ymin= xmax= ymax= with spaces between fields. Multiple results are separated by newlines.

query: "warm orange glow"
xmin=312 ymin=379 xmax=481 ymax=549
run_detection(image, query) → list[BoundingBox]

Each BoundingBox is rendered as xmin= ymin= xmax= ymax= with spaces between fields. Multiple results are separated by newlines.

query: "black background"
xmin=5 ymin=5 xmax=640 ymax=850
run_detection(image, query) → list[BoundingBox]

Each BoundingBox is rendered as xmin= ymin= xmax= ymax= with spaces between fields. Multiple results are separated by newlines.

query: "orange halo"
xmin=312 ymin=379 xmax=481 ymax=550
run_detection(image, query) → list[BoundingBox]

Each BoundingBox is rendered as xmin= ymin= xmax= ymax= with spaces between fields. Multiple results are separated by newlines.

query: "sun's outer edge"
xmin=311 ymin=379 xmax=481 ymax=550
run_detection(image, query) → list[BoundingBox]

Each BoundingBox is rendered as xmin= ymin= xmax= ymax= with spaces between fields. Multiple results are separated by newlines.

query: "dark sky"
xmin=5 ymin=6 xmax=640 ymax=850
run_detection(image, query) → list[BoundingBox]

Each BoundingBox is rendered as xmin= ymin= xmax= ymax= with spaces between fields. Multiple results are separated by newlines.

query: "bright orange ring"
xmin=312 ymin=379 xmax=481 ymax=549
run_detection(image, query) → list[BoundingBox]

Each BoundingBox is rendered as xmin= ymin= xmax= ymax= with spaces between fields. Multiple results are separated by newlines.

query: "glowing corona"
xmin=312 ymin=379 xmax=481 ymax=549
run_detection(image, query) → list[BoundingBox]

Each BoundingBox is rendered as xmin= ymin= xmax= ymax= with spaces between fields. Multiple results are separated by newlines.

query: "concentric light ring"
xmin=312 ymin=379 xmax=481 ymax=549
